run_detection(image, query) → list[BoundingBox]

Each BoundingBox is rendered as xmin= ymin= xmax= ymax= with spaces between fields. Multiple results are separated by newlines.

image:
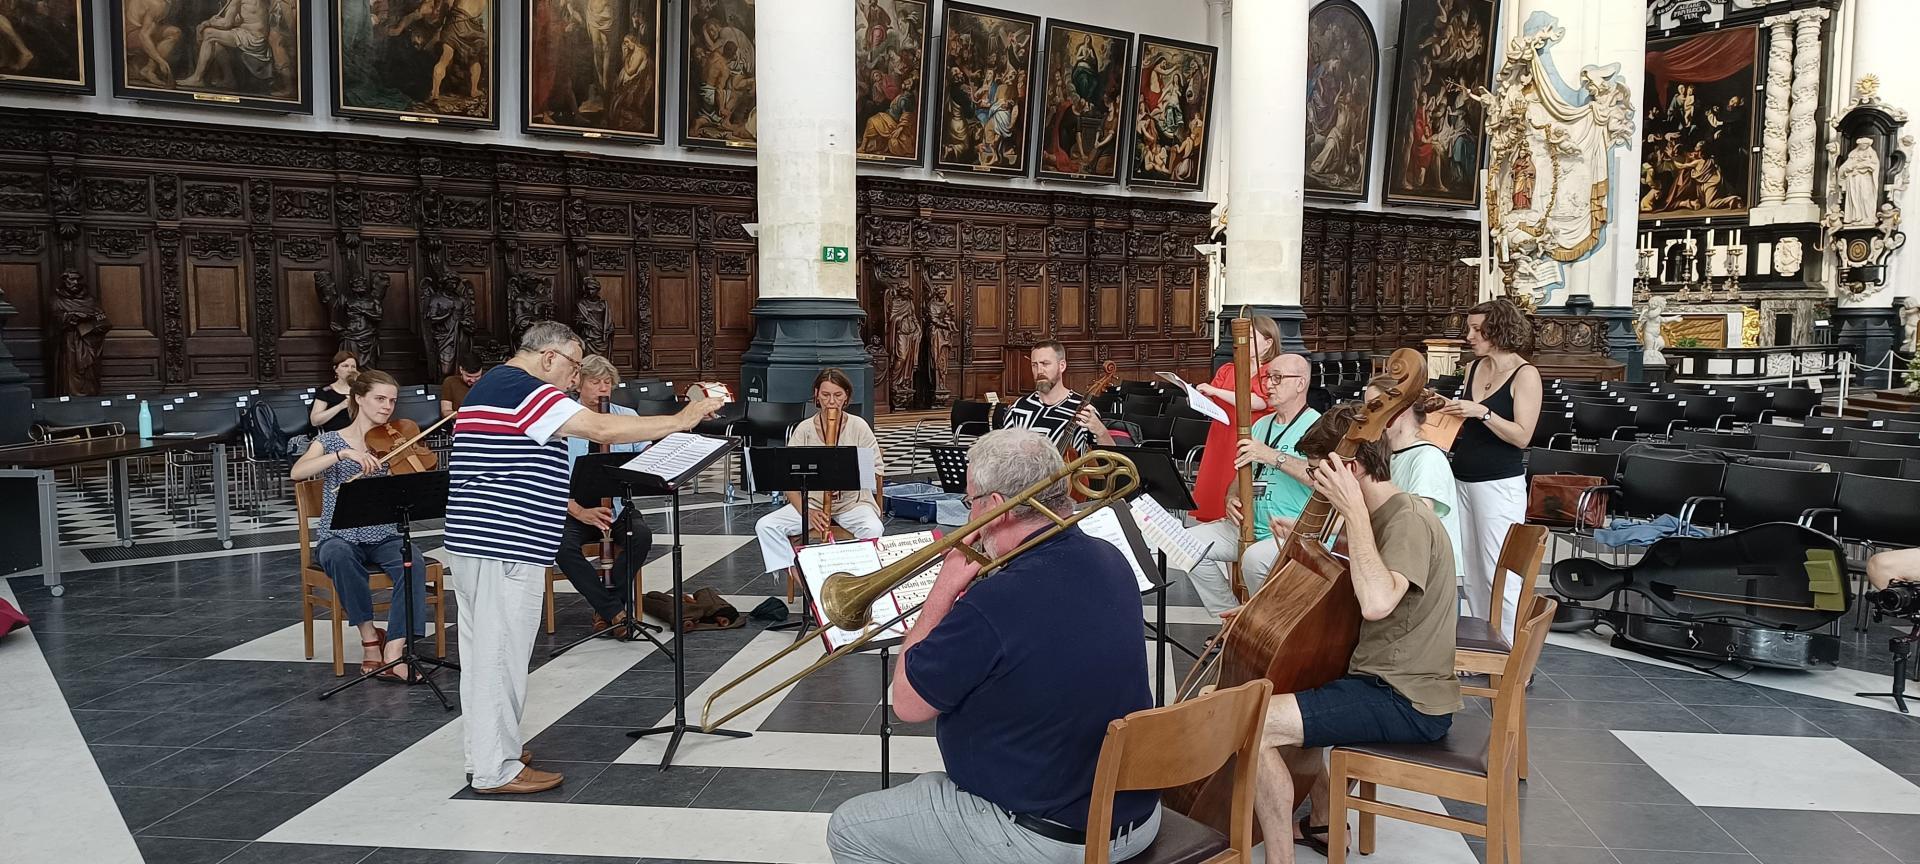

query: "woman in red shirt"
xmin=1189 ymin=315 xmax=1280 ymax=522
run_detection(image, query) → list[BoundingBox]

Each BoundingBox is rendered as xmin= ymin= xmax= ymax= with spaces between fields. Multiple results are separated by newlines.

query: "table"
xmin=2 ymin=433 xmax=231 ymax=595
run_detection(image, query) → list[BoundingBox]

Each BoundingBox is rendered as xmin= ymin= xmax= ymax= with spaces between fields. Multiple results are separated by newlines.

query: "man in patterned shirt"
xmin=444 ymin=322 xmax=723 ymax=795
xmin=994 ymin=340 xmax=1116 ymax=452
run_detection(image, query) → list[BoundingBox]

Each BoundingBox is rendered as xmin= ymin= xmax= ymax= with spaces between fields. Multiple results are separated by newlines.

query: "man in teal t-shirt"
xmin=1184 ymin=354 xmax=1318 ymax=616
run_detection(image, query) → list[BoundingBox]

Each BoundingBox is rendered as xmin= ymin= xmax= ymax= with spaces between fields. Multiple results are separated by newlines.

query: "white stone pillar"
xmin=1758 ymin=16 xmax=1793 ymax=208
xmin=1205 ymin=0 xmax=1232 ymax=214
xmin=740 ymin=0 xmax=870 ymax=411
xmin=1784 ymin=9 xmax=1830 ymax=209
xmin=1220 ymin=0 xmax=1307 ymax=351
xmin=756 ymin=0 xmax=856 ymax=300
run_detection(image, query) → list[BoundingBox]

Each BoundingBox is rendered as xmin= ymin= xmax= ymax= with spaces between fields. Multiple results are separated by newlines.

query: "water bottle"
xmin=137 ymin=400 xmax=153 ymax=439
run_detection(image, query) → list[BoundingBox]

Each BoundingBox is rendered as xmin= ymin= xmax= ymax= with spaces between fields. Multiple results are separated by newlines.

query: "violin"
xmin=1064 ymin=359 xmax=1121 ymax=459
xmin=364 ymin=414 xmax=454 ymax=475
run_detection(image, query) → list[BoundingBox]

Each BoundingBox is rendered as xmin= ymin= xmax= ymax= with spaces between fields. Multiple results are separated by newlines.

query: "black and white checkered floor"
xmin=11 ymin=438 xmax=1920 ymax=864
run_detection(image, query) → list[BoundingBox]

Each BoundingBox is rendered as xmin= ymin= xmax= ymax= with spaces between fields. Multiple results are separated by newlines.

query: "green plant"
xmin=1673 ymin=337 xmax=1704 ymax=349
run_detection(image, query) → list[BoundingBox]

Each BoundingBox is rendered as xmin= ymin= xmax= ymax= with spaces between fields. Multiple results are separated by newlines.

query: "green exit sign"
xmin=822 ymin=246 xmax=850 ymax=263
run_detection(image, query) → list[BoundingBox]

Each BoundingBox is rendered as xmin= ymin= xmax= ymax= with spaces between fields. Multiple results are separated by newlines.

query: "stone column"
xmin=738 ymin=0 xmax=872 ymax=416
xmin=1205 ymin=0 xmax=1232 ymax=214
xmin=1215 ymin=0 xmax=1308 ymax=366
xmin=1757 ymin=16 xmax=1793 ymax=208
xmin=1835 ymin=0 xmax=1916 ymax=378
xmin=1783 ymin=9 xmax=1830 ymax=210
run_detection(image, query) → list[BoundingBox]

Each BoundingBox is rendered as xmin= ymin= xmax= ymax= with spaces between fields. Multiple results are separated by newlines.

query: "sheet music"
xmin=1075 ymin=504 xmax=1158 ymax=592
xmin=618 ymin=432 xmax=727 ymax=483
xmin=858 ymin=447 xmax=878 ymax=491
xmin=1156 ymin=372 xmax=1230 ymax=425
xmin=796 ymin=542 xmax=889 ymax=652
xmin=1127 ymin=494 xmax=1210 ymax=572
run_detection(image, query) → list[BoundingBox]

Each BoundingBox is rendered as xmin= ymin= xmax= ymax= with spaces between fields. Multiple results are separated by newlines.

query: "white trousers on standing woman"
xmin=446 ymin=552 xmax=546 ymax=790
xmin=1455 ymin=475 xmax=1527 ymax=641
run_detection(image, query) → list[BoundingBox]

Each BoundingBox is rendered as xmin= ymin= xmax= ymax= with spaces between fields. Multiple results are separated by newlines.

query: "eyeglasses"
xmin=963 ymin=491 xmax=997 ymax=509
xmin=1266 ymin=373 xmax=1306 ymax=384
xmin=546 ymin=350 xmax=583 ymax=372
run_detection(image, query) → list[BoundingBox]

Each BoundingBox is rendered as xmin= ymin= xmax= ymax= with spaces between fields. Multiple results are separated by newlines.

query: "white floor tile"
xmin=1618 ymin=730 xmax=1920 ymax=813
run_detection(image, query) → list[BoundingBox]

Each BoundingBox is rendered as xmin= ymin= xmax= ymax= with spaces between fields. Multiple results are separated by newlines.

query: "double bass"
xmin=1166 ymin=347 xmax=1430 ymax=836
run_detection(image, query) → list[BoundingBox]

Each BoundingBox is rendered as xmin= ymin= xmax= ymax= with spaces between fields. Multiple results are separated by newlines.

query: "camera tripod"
xmin=1855 ymin=616 xmax=1920 ymax=714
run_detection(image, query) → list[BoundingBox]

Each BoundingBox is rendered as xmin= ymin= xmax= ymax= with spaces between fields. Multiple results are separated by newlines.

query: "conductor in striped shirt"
xmin=443 ymin=321 xmax=724 ymax=795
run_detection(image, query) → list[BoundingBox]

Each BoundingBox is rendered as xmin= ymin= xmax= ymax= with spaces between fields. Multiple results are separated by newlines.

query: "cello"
xmin=1165 ymin=347 xmax=1430 ymax=836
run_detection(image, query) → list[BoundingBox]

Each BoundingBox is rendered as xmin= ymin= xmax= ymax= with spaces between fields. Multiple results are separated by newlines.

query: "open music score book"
xmin=1122 ymin=494 xmax=1211 ymax=572
xmin=1153 ymin=372 xmax=1231 ymax=425
xmin=1074 ymin=503 xmax=1164 ymax=593
xmin=796 ymin=530 xmax=943 ymax=652
xmin=616 ymin=433 xmax=731 ymax=486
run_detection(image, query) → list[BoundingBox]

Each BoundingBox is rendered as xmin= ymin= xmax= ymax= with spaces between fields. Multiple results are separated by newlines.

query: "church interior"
xmin=4 ymin=1 xmax=1920 ymax=863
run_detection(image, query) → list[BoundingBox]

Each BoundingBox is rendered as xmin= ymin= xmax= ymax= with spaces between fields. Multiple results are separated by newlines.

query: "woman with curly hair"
xmin=1438 ymin=298 xmax=1540 ymax=639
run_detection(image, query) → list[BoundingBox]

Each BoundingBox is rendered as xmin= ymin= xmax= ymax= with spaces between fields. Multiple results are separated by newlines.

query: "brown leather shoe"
xmin=520 ymin=749 xmax=532 ymax=764
xmin=473 ymin=765 xmax=562 ymax=795
xmin=591 ymin=613 xmax=610 ymax=633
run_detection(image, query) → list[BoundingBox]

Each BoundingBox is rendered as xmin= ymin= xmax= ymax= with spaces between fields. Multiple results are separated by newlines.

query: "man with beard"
xmin=992 ymin=340 xmax=1115 ymax=454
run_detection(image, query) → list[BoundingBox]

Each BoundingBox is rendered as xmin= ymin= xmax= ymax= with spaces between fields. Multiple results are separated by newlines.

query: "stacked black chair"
xmin=1867 ymin=409 xmax=1920 ymax=423
xmin=1757 ymin=433 xmax=1849 ymax=455
xmin=1718 ymin=463 xmax=1840 ymax=532
xmin=948 ymin=399 xmax=993 ymax=440
xmin=1812 ymin=474 xmax=1920 ymax=629
xmin=1880 ymin=418 xmax=1920 ymax=434
xmin=1806 ymin=416 xmax=1882 ymax=432
xmin=1572 ymin=401 xmax=1638 ymax=442
xmin=1585 ymin=453 xmax=1728 ymax=532
xmin=1169 ymin=417 xmax=1209 ymax=476
xmin=1525 ymin=447 xmax=1621 ymax=483
xmin=1768 ymin=387 xmax=1821 ymax=421
xmin=1751 ymin=424 xmax=1834 ymax=440
xmin=1629 ymin=398 xmax=1688 ymax=440
xmin=1723 ymin=390 xmax=1777 ymax=426
xmin=1122 ymin=394 xmax=1170 ymax=418
xmin=1532 ymin=407 xmax=1576 ymax=449
xmin=1799 ymin=453 xmax=1905 ymax=478
xmin=1673 ymin=429 xmax=1754 ymax=450
xmin=1857 ymin=441 xmax=1920 ymax=462
xmin=1680 ymin=394 xmax=1736 ymax=431
xmin=1131 ymin=415 xmax=1175 ymax=451
xmin=1842 ymin=427 xmax=1920 ymax=447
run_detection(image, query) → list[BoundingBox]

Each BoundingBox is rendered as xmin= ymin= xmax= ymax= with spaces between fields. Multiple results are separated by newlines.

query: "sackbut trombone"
xmin=699 ymin=448 xmax=1143 ymax=732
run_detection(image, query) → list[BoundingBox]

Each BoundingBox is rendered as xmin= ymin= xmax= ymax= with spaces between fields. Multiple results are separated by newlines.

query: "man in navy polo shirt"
xmin=826 ymin=429 xmax=1162 ymax=864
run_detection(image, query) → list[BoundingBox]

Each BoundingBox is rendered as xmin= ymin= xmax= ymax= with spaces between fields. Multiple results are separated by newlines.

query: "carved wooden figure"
xmin=925 ymin=285 xmax=956 ymax=403
xmin=884 ymin=276 xmax=921 ymax=409
xmin=53 ymin=269 xmax=110 ymax=397
xmin=575 ymin=274 xmax=612 ymax=358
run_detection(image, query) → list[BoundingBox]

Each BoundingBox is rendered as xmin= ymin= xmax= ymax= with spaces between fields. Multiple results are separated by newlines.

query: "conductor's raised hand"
xmin=678 ymin=396 xmax=727 ymax=429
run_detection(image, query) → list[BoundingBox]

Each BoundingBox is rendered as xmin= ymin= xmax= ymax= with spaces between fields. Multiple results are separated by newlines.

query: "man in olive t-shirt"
xmin=1237 ymin=403 xmax=1460 ymax=864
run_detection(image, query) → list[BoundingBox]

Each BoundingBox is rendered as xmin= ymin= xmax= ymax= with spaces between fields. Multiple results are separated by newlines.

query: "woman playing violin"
xmin=289 ymin=368 xmax=430 ymax=681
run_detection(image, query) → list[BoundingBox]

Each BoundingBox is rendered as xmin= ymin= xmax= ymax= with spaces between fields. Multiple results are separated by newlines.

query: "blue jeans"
xmin=316 ymin=535 xmax=429 ymax=640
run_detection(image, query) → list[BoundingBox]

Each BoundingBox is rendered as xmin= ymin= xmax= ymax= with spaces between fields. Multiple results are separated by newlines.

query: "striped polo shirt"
xmin=444 ymin=366 xmax=586 ymax=565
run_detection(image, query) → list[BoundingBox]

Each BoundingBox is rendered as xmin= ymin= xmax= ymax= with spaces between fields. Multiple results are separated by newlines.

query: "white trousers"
xmin=447 ymin=552 xmax=546 ymax=790
xmin=1185 ymin=519 xmax=1281 ymax=616
xmin=1456 ymin=476 xmax=1527 ymax=641
xmin=756 ymin=503 xmax=886 ymax=572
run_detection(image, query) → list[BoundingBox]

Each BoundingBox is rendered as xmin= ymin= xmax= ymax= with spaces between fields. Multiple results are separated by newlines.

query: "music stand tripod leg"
xmin=769 ymin=480 xmax=815 ymax=639
xmin=320 ymin=507 xmax=460 ymax=709
xmin=548 ymin=487 xmax=669 ymax=660
xmin=626 ymin=485 xmax=751 ymax=769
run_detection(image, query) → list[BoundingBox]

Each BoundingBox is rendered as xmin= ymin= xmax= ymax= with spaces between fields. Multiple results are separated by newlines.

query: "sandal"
xmin=373 ymin=638 xmax=413 ymax=683
xmin=1295 ymin=816 xmax=1331 ymax=857
xmin=358 ymin=628 xmax=387 ymax=675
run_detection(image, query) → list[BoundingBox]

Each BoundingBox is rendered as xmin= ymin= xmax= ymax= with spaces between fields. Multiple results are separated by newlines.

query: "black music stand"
xmin=617 ymin=434 xmax=753 ymax=769
xmin=747 ymin=446 xmax=867 ymax=639
xmin=549 ymin=452 xmax=667 ymax=659
xmin=1099 ymin=445 xmax=1205 ymax=705
xmin=929 ymin=445 xmax=970 ymax=494
xmin=318 ymin=470 xmax=460 ymax=710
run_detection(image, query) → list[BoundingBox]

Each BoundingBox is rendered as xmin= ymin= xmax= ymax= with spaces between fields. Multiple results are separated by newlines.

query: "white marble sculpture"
xmin=1838 ymin=137 xmax=1882 ymax=227
xmin=1637 ymin=295 xmax=1684 ymax=367
xmin=1902 ymin=296 xmax=1920 ymax=354
xmin=1773 ymin=236 xmax=1804 ymax=277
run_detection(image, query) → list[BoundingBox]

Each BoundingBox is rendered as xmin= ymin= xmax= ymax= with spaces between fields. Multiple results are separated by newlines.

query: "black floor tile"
xmin=221 ymin=842 xmax=381 ymax=864
xmin=70 ymin=707 xmax=153 ymax=738
xmin=1648 ymin=678 xmax=1781 ymax=707
xmin=226 ymin=750 xmax=388 ymax=795
xmin=1537 ymin=652 xmax=1638 ymax=677
xmin=141 ymin=788 xmax=328 ymax=841
xmin=79 ymin=681 xmax=234 ymax=713
xmin=1496 ymin=847 xmax=1619 ymax=864
xmin=1546 ymin=675 xmax=1677 ymax=703
xmin=812 ymin=771 xmax=897 ymax=813
xmin=1534 ymin=761 xmax=1690 ymax=805
xmin=1704 ymin=807 xmax=1900 ymax=864
xmin=111 ymin=784 xmax=211 ymax=833
xmin=1525 ymin=728 xmax=1649 ymax=764
xmin=1837 ymin=811 xmax=1920 ymax=863
xmin=90 ymin=743 xmax=186 ymax=784
xmin=1523 ymin=700 xmax=1715 ymax=733
xmin=1575 ymin=802 xmax=1744 ymax=854
xmin=1685 ymin=704 xmax=1830 ymax=737
xmin=1610 ymin=853 xmax=1761 ymax=864
xmin=197 ymin=712 xmax=357 ymax=751
xmin=1845 ymin=738 xmax=1920 ymax=776
xmin=595 ymin=669 xmax=707 ymax=699
xmin=567 ymin=763 xmax=719 ymax=807
xmin=758 ymin=699 xmax=876 ymax=735
xmin=299 ymin=717 xmax=448 ymax=755
xmin=98 ymin=711 xmax=249 ymax=748
xmin=553 ymin=696 xmax=676 ymax=728
xmin=523 ymin=725 xmax=649 ymax=763
xmin=496 ymin=854 xmax=641 ymax=864
xmin=687 ymin=767 xmax=834 ymax=812
xmin=133 ymin=836 xmax=248 ymax=864
xmin=122 ymin=746 xmax=286 ymax=789
xmin=1795 ymin=707 xmax=1920 ymax=740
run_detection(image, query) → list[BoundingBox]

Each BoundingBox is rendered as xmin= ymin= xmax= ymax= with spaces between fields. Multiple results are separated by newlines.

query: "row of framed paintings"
xmin=1307 ymin=0 xmax=1499 ymax=209
xmin=0 ymin=1 xmax=1215 ymax=191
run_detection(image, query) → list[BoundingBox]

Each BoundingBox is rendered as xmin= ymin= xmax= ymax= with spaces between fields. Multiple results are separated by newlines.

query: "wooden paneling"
xmin=97 ymin=265 xmax=147 ymax=332
xmin=1298 ymin=207 xmax=1480 ymax=352
xmin=187 ymin=264 xmax=244 ymax=333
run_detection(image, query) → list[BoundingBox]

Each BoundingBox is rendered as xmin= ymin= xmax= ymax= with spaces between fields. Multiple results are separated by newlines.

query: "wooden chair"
xmin=1328 ymin=596 xmax=1559 ymax=864
xmin=295 ymin=480 xmax=446 ymax=676
xmin=544 ymin=540 xmax=612 ymax=634
xmin=1082 ymin=678 xmax=1274 ymax=864
xmin=1455 ymin=523 xmax=1548 ymax=780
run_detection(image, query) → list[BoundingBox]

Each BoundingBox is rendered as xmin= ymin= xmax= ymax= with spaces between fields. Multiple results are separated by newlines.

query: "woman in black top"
xmin=309 ymin=350 xmax=359 ymax=433
xmin=1438 ymin=299 xmax=1541 ymax=639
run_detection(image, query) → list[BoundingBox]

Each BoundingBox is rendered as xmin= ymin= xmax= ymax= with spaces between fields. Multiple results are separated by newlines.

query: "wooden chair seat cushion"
xmin=1128 ymin=808 xmax=1228 ymax=864
xmin=1339 ymin=713 xmax=1492 ymax=778
xmin=1455 ymin=615 xmax=1510 ymax=655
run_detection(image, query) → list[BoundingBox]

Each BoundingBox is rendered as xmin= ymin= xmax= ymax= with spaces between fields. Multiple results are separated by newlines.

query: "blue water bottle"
xmin=137 ymin=400 xmax=153 ymax=439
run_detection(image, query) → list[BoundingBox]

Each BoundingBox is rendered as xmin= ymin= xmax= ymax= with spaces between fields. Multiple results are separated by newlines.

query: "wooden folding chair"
xmin=1082 ymin=679 xmax=1274 ymax=864
xmin=1329 ymin=596 xmax=1559 ymax=864
xmin=1455 ymin=523 xmax=1548 ymax=779
xmin=295 ymin=480 xmax=446 ymax=676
